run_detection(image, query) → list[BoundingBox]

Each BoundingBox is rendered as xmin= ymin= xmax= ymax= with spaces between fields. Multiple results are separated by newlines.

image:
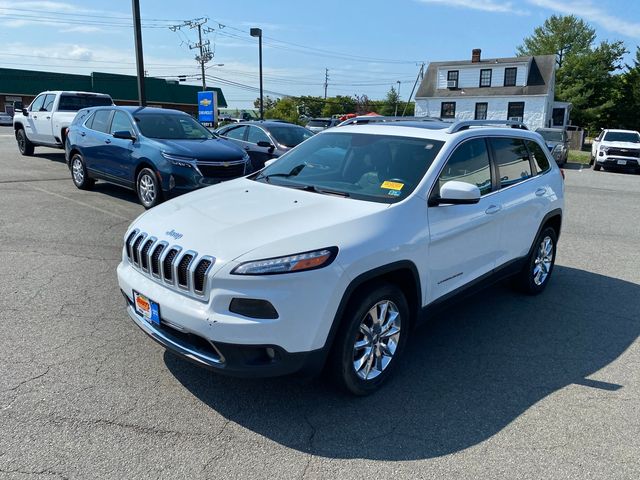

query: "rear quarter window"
xmin=490 ymin=137 xmax=532 ymax=188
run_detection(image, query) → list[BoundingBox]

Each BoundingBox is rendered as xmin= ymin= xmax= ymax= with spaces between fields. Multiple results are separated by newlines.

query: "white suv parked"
xmin=591 ymin=129 xmax=640 ymax=172
xmin=117 ymin=119 xmax=564 ymax=395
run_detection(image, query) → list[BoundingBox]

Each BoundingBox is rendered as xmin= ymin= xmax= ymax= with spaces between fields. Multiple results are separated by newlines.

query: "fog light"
xmin=229 ymin=298 xmax=278 ymax=319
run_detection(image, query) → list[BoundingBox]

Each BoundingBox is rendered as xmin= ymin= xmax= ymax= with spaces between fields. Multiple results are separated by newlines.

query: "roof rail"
xmin=337 ymin=115 xmax=442 ymax=127
xmin=446 ymin=120 xmax=528 ymax=134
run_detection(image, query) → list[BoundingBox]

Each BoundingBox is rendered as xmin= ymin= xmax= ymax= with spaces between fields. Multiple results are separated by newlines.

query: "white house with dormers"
xmin=415 ymin=49 xmax=571 ymax=131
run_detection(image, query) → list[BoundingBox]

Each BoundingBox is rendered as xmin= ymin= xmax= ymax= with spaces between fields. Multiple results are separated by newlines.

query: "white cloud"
xmin=527 ymin=0 xmax=640 ymax=39
xmin=59 ymin=26 xmax=104 ymax=34
xmin=416 ymin=0 xmax=529 ymax=15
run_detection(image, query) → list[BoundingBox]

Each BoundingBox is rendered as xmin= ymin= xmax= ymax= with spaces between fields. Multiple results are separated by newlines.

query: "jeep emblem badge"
xmin=166 ymin=229 xmax=183 ymax=240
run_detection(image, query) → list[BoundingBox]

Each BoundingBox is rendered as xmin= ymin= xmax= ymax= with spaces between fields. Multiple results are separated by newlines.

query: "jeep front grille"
xmin=125 ymin=230 xmax=215 ymax=299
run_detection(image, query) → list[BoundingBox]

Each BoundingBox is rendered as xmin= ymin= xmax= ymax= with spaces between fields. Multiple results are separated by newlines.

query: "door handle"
xmin=80 ymin=132 xmax=86 ymax=137
xmin=485 ymin=205 xmax=502 ymax=215
xmin=105 ymin=139 xmax=111 ymax=144
xmin=46 ymin=116 xmax=51 ymax=120
xmin=535 ymin=187 xmax=547 ymax=197
xmin=33 ymin=115 xmax=38 ymax=119
xmin=244 ymin=145 xmax=250 ymax=150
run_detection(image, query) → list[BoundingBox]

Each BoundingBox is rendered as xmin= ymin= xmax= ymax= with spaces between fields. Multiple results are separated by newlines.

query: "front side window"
xmin=491 ymin=137 xmax=532 ymax=187
xmin=526 ymin=140 xmax=550 ymax=173
xmin=441 ymin=102 xmax=456 ymax=119
xmin=247 ymin=126 xmax=271 ymax=144
xmin=437 ymin=138 xmax=492 ymax=196
xmin=135 ymin=114 xmax=213 ymax=140
xmin=90 ymin=110 xmax=113 ymax=134
xmin=479 ymin=69 xmax=492 ymax=87
xmin=507 ymin=102 xmax=525 ymax=122
xmin=254 ymin=132 xmax=444 ymax=204
xmin=474 ymin=102 xmax=488 ymax=120
xmin=224 ymin=125 xmax=247 ymax=141
xmin=30 ymin=95 xmax=45 ymax=112
xmin=42 ymin=94 xmax=56 ymax=112
xmin=504 ymin=67 xmax=517 ymax=86
xmin=110 ymin=111 xmax=134 ymax=135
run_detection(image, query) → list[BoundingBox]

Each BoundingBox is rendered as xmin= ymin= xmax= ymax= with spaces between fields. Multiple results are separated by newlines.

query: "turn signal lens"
xmin=232 ymin=247 xmax=338 ymax=275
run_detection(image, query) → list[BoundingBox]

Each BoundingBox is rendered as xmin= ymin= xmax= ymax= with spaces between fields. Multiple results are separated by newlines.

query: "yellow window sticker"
xmin=381 ymin=181 xmax=404 ymax=191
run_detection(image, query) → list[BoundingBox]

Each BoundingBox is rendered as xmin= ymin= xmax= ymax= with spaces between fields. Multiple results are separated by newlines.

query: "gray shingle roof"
xmin=416 ymin=54 xmax=556 ymax=98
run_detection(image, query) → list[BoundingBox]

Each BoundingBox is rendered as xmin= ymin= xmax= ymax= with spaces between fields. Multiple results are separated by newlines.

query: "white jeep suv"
xmin=117 ymin=119 xmax=564 ymax=395
xmin=591 ymin=129 xmax=640 ymax=172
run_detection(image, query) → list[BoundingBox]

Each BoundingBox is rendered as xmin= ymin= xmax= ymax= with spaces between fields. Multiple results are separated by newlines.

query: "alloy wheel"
xmin=352 ymin=300 xmax=401 ymax=380
xmin=533 ymin=236 xmax=553 ymax=286
xmin=72 ymin=157 xmax=84 ymax=185
xmin=138 ymin=173 xmax=156 ymax=206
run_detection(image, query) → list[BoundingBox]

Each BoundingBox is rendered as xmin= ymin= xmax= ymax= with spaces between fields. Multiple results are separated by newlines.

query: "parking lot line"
xmin=29 ymin=184 xmax=129 ymax=220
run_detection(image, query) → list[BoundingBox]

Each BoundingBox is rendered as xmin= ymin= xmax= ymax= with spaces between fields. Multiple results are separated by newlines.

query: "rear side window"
xmin=90 ymin=110 xmax=112 ymax=133
xmin=42 ymin=94 xmax=56 ymax=112
xmin=526 ymin=140 xmax=550 ymax=173
xmin=58 ymin=95 xmax=113 ymax=112
xmin=437 ymin=138 xmax=492 ymax=195
xmin=491 ymin=137 xmax=532 ymax=187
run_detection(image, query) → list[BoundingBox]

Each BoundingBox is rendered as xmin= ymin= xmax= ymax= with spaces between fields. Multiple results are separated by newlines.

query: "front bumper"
xmin=596 ymin=156 xmax=640 ymax=170
xmin=124 ymin=296 xmax=323 ymax=377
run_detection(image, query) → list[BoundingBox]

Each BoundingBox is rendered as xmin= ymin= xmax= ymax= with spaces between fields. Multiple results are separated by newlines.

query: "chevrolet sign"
xmin=197 ymin=91 xmax=216 ymax=124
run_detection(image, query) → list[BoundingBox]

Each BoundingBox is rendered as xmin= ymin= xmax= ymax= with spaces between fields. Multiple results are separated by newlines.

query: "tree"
xmin=517 ymin=15 xmax=595 ymax=68
xmin=379 ymin=86 xmax=400 ymax=116
xmin=254 ymin=95 xmax=278 ymax=111
xmin=613 ymin=46 xmax=640 ymax=131
xmin=321 ymin=95 xmax=356 ymax=117
xmin=263 ymin=97 xmax=301 ymax=124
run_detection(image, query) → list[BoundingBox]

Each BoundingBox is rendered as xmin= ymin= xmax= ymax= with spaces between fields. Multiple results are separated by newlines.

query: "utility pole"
xmin=324 ymin=68 xmax=329 ymax=99
xmin=394 ymin=80 xmax=401 ymax=116
xmin=402 ymin=62 xmax=425 ymax=117
xmin=169 ymin=18 xmax=213 ymax=91
xmin=131 ymin=0 xmax=146 ymax=106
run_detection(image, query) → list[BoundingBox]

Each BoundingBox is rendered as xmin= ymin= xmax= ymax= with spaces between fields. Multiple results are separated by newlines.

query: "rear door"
xmin=35 ymin=94 xmax=57 ymax=144
xmin=427 ymin=137 xmax=501 ymax=302
xmin=82 ymin=109 xmax=114 ymax=178
xmin=488 ymin=137 xmax=547 ymax=266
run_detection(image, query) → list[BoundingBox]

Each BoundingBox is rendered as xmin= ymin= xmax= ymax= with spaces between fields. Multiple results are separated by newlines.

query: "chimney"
xmin=472 ymin=48 xmax=481 ymax=63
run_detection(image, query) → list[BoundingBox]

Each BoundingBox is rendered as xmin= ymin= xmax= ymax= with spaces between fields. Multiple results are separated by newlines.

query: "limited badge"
xmin=381 ymin=181 xmax=404 ymax=190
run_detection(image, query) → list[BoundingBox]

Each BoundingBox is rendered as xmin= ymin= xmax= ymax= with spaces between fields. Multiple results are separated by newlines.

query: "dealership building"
xmin=0 ymin=67 xmax=227 ymax=115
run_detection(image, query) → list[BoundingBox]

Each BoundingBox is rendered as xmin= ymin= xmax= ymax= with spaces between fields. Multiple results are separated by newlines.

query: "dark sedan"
xmin=215 ymin=121 xmax=314 ymax=170
xmin=65 ymin=106 xmax=250 ymax=208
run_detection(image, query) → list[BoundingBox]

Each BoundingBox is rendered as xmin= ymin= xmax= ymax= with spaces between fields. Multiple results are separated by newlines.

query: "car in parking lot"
xmin=215 ymin=120 xmax=314 ymax=170
xmin=536 ymin=127 xmax=568 ymax=165
xmin=65 ymin=106 xmax=250 ymax=208
xmin=0 ymin=112 xmax=12 ymax=126
xmin=118 ymin=119 xmax=564 ymax=395
xmin=305 ymin=117 xmax=341 ymax=133
xmin=591 ymin=129 xmax=640 ymax=172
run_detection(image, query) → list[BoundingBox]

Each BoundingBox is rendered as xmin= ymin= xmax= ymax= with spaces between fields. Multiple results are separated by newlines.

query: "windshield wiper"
xmin=256 ymin=164 xmax=306 ymax=182
xmin=296 ymin=184 xmax=350 ymax=197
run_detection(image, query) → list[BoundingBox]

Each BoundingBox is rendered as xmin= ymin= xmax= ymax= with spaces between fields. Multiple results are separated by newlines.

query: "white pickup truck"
xmin=13 ymin=91 xmax=113 ymax=155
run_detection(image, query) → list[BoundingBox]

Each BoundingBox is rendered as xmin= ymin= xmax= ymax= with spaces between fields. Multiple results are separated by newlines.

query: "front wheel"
xmin=136 ymin=168 xmax=162 ymax=209
xmin=70 ymin=153 xmax=94 ymax=190
xmin=593 ymin=162 xmax=601 ymax=171
xmin=16 ymin=129 xmax=34 ymax=156
xmin=328 ymin=283 xmax=409 ymax=395
xmin=515 ymin=227 xmax=557 ymax=295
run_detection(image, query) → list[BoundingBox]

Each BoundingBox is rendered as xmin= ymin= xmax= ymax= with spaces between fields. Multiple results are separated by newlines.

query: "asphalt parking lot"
xmin=0 ymin=125 xmax=639 ymax=479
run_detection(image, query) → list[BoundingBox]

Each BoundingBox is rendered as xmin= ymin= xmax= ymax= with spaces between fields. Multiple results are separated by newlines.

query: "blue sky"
xmin=0 ymin=0 xmax=639 ymax=109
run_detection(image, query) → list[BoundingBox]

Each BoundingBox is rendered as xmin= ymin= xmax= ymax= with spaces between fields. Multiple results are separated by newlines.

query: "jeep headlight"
xmin=232 ymin=247 xmax=338 ymax=275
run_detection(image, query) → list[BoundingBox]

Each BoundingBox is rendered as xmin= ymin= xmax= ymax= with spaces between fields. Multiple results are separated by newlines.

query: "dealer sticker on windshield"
xmin=134 ymin=290 xmax=160 ymax=326
xmin=381 ymin=181 xmax=404 ymax=190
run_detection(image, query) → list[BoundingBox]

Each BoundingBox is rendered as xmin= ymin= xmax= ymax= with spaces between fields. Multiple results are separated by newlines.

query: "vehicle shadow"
xmin=164 ymin=266 xmax=639 ymax=460
xmin=33 ymin=151 xmax=67 ymax=164
xmin=91 ymin=182 xmax=141 ymax=205
xmin=562 ymin=162 xmax=588 ymax=170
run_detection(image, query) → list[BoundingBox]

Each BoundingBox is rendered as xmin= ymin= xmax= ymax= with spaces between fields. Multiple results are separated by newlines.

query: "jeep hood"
xmin=130 ymin=178 xmax=387 ymax=262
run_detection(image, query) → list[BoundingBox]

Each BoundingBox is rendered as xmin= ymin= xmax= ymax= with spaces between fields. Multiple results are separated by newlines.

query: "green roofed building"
xmin=0 ymin=68 xmax=227 ymax=116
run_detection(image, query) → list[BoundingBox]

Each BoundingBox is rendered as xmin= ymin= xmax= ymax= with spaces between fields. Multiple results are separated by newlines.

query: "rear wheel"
xmin=70 ymin=153 xmax=94 ymax=190
xmin=136 ymin=168 xmax=162 ymax=209
xmin=16 ymin=129 xmax=34 ymax=156
xmin=329 ymin=283 xmax=409 ymax=395
xmin=515 ymin=226 xmax=557 ymax=295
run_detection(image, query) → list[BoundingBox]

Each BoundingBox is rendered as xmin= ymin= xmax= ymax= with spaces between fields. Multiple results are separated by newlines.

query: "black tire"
xmin=16 ymin=129 xmax=34 ymax=156
xmin=70 ymin=153 xmax=94 ymax=190
xmin=593 ymin=162 xmax=601 ymax=171
xmin=515 ymin=226 xmax=558 ymax=295
xmin=136 ymin=167 xmax=162 ymax=209
xmin=589 ymin=155 xmax=595 ymax=166
xmin=328 ymin=283 xmax=409 ymax=395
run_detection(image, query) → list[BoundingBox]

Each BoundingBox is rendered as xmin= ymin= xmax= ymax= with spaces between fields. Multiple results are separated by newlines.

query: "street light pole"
xmin=131 ymin=0 xmax=146 ymax=106
xmin=395 ymin=80 xmax=401 ymax=116
xmin=250 ymin=27 xmax=263 ymax=120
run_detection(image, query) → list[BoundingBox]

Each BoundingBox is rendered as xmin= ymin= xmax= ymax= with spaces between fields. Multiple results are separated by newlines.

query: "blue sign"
xmin=198 ymin=91 xmax=216 ymax=123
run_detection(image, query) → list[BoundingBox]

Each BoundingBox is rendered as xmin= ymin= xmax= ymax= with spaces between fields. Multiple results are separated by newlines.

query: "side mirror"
xmin=257 ymin=140 xmax=275 ymax=151
xmin=264 ymin=158 xmax=278 ymax=168
xmin=113 ymin=130 xmax=136 ymax=141
xmin=429 ymin=181 xmax=481 ymax=206
xmin=22 ymin=108 xmax=29 ymax=116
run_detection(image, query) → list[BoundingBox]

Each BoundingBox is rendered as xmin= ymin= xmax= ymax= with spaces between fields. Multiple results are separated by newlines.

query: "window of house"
xmin=440 ymin=102 xmax=456 ymax=119
xmin=507 ymin=102 xmax=525 ymax=122
xmin=447 ymin=70 xmax=459 ymax=88
xmin=474 ymin=102 xmax=488 ymax=120
xmin=437 ymin=138 xmax=493 ymax=196
xmin=490 ymin=137 xmax=532 ymax=187
xmin=479 ymin=69 xmax=492 ymax=87
xmin=504 ymin=67 xmax=517 ymax=87
xmin=526 ymin=140 xmax=550 ymax=174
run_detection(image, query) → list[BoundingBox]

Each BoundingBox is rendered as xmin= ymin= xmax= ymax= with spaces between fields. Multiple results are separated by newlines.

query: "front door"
xmin=25 ymin=94 xmax=46 ymax=143
xmin=106 ymin=111 xmax=136 ymax=186
xmin=245 ymin=125 xmax=276 ymax=170
xmin=427 ymin=137 xmax=501 ymax=303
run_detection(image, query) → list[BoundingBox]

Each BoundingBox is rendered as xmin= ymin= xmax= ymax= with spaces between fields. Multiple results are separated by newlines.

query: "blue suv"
xmin=65 ymin=106 xmax=250 ymax=208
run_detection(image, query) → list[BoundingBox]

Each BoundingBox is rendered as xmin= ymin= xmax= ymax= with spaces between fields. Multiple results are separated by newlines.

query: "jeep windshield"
xmin=253 ymin=132 xmax=444 ymax=203
xmin=135 ymin=114 xmax=215 ymax=140
xmin=603 ymin=131 xmax=640 ymax=143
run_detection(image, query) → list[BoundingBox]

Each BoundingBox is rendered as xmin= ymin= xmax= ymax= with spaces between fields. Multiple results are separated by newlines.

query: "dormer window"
xmin=479 ymin=69 xmax=492 ymax=88
xmin=504 ymin=67 xmax=517 ymax=86
xmin=447 ymin=70 xmax=459 ymax=89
